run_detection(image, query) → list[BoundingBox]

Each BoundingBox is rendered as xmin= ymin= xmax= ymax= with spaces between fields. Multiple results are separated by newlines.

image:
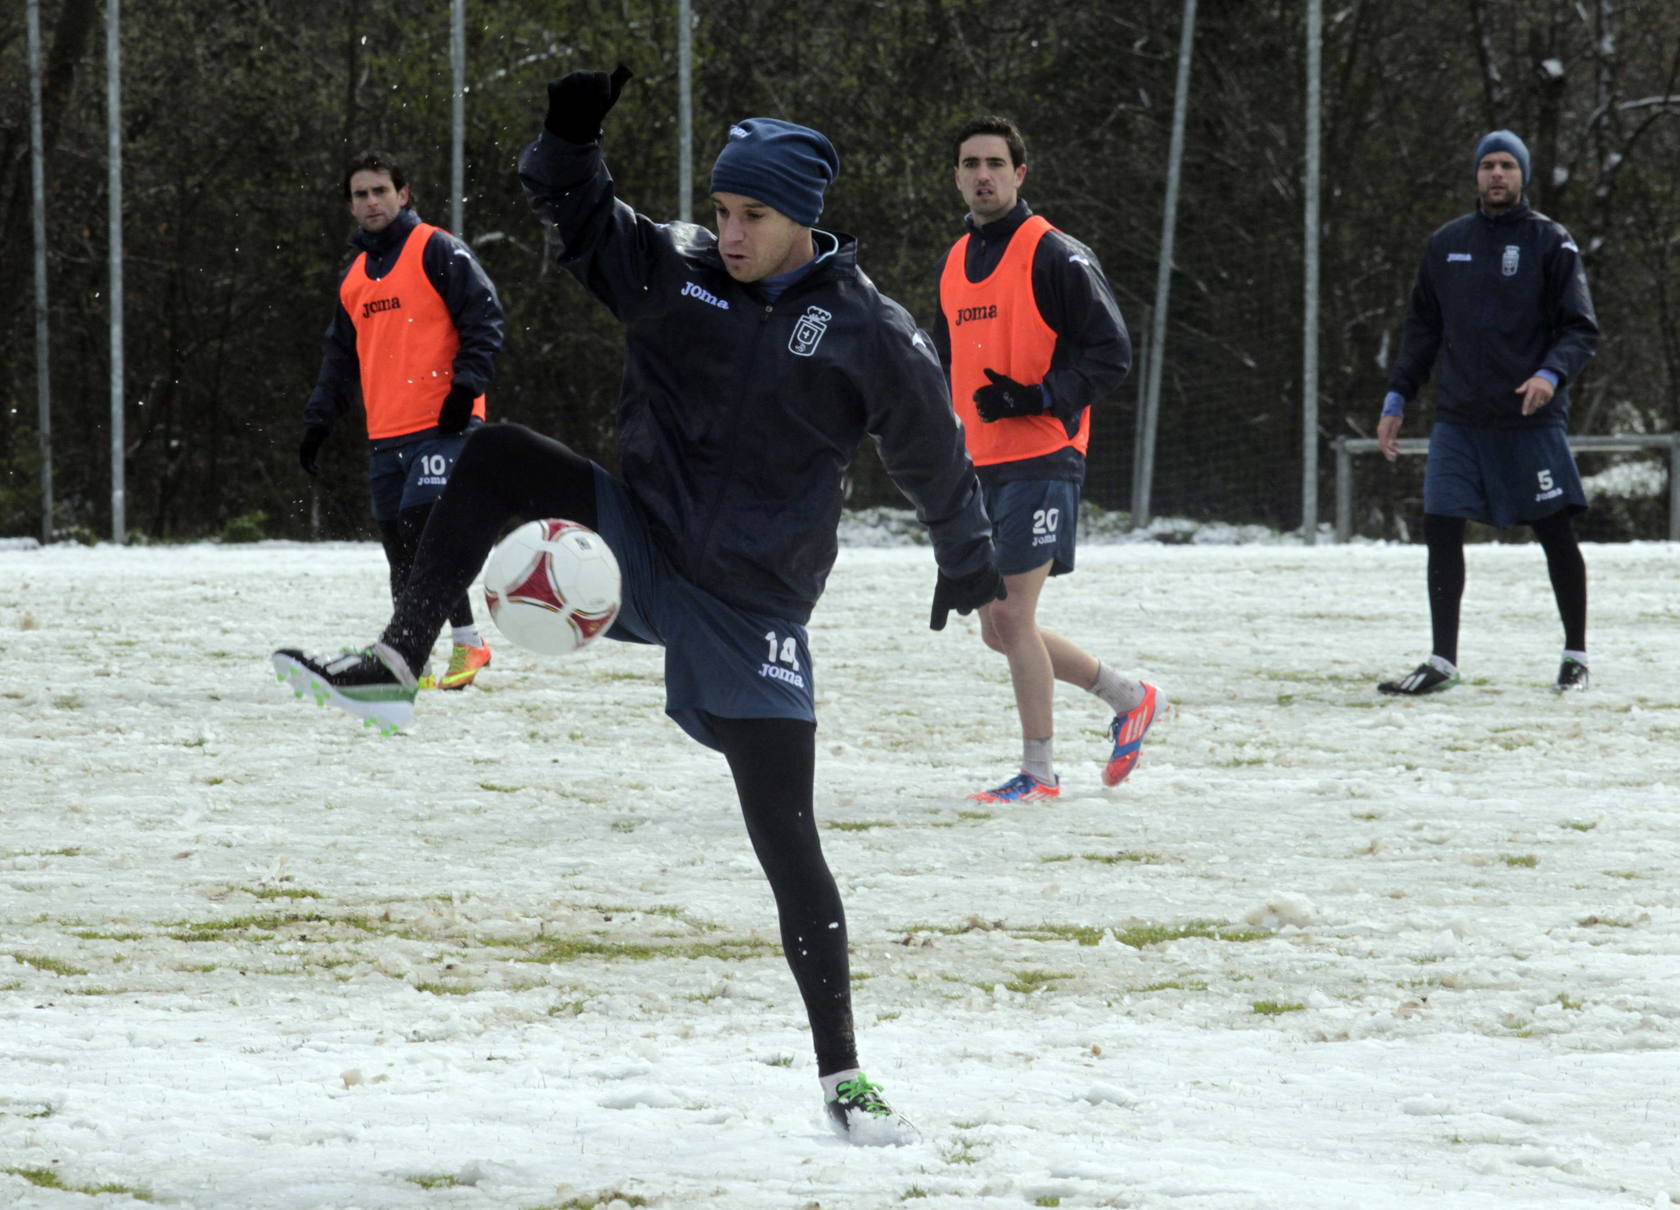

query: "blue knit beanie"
xmin=1473 ymin=130 xmax=1530 ymax=189
xmin=710 ymin=118 xmax=839 ymax=226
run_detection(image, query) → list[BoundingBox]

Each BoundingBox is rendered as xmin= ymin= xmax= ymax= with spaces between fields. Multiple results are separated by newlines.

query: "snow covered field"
xmin=3 ymin=535 xmax=1679 ymax=1210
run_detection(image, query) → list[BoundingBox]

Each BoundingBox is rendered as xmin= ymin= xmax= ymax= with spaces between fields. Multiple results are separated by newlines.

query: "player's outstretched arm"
xmin=518 ymin=66 xmax=688 ymax=322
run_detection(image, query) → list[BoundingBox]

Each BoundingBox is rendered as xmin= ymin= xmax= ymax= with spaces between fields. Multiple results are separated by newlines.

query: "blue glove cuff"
xmin=1535 ymin=369 xmax=1559 ymax=389
xmin=1381 ymin=391 xmax=1405 ymax=419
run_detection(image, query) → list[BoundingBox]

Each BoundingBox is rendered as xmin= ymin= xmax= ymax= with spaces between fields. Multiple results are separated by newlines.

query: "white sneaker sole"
xmin=270 ymin=652 xmax=414 ymax=736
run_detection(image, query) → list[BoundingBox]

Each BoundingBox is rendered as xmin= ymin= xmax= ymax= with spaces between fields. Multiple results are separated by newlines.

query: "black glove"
xmin=298 ymin=424 xmax=329 ymax=477
xmin=929 ymin=564 xmax=1007 ymax=632
xmin=972 ymin=368 xmax=1046 ymax=423
xmin=437 ymin=383 xmax=477 ymax=434
xmin=545 ymin=63 xmax=633 ymax=143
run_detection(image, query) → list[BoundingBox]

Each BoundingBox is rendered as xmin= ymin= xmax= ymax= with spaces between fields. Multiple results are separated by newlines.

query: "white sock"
xmin=1090 ymin=661 xmax=1145 ymax=715
xmin=1562 ymin=649 xmax=1588 ymax=665
xmin=452 ymin=624 xmax=482 ymax=648
xmin=1427 ymin=654 xmax=1458 ymax=676
xmin=1023 ymin=737 xmax=1055 ymax=785
xmin=821 ymin=1067 xmax=860 ymax=1101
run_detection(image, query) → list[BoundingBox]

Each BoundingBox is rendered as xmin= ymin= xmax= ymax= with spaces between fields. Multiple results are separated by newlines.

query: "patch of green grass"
xmin=164 ymin=911 xmax=402 ymax=943
xmin=246 ymin=886 xmax=323 ymax=900
xmin=610 ymin=820 xmax=642 ymax=833
xmin=1250 ymin=1000 xmax=1306 ymax=1015
xmin=1500 ymin=854 xmax=1539 ymax=868
xmin=10 ymin=953 xmax=89 ymax=976
xmin=586 ymin=903 xmax=689 ymax=920
xmin=1602 ymin=870 xmax=1640 ymax=880
xmin=1024 ymin=920 xmax=1267 ymax=948
xmin=477 ymin=782 xmax=520 ymax=793
xmin=1043 ymin=850 xmax=1160 ymax=865
xmin=1002 ymin=969 xmax=1074 ymax=995
xmin=902 ymin=1189 xmax=929 ymax=1201
xmin=1136 ymin=978 xmax=1208 ymax=993
xmin=51 ymin=694 xmax=83 ymax=710
xmin=898 ymin=918 xmax=1266 ymax=948
xmin=2 ymin=1167 xmax=151 ymax=1199
xmin=1560 ymin=820 xmax=1597 ymax=832
xmin=939 ymin=1136 xmax=983 ymax=1165
xmin=516 ymin=936 xmax=778 ymax=965
xmin=1009 ymin=923 xmax=1112 ymax=946
xmin=526 ymin=1192 xmax=649 ymax=1210
xmin=956 ymin=810 xmax=994 ymax=821
xmin=825 ymin=819 xmax=895 ymax=831
xmin=64 ymin=985 xmax=125 ymax=996
xmin=407 ymin=1174 xmax=469 ymax=1189
xmin=1035 ymin=1198 xmax=1063 ymax=1208
xmin=1556 ymin=992 xmax=1585 ymax=1010
xmin=69 ymin=929 xmax=145 ymax=941
xmin=763 ymin=1054 xmax=795 ymax=1067
xmin=413 ymin=980 xmax=476 ymax=996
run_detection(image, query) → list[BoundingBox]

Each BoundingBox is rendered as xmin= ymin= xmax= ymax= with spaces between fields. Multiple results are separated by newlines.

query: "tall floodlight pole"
xmin=1133 ymin=0 xmax=1196 ymax=530
xmin=1301 ymin=0 xmax=1323 ymax=544
xmin=28 ymin=0 xmax=53 ymax=543
xmin=451 ymin=0 xmax=465 ymax=236
xmin=677 ymin=0 xmax=693 ymax=222
xmin=108 ymin=0 xmax=125 ymax=542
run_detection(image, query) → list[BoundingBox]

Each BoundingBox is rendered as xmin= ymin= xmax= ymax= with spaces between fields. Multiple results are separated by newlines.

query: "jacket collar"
xmin=1477 ymin=200 xmax=1532 ymax=226
xmin=350 ymin=206 xmax=421 ymax=257
xmin=965 ymin=199 xmax=1034 ymax=243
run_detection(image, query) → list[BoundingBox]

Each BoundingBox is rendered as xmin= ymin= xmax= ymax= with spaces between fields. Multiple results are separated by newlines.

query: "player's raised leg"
xmin=271 ymin=424 xmax=600 ymax=731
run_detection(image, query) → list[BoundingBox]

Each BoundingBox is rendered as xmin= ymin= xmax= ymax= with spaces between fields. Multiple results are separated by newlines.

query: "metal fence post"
xmin=1334 ymin=437 xmax=1352 ymax=543
xmin=1669 ymin=433 xmax=1680 ymax=542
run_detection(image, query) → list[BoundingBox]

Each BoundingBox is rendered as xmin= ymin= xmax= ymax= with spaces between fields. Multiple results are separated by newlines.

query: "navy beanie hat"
xmin=710 ymin=118 xmax=840 ymax=226
xmin=1473 ymin=129 xmax=1530 ymax=189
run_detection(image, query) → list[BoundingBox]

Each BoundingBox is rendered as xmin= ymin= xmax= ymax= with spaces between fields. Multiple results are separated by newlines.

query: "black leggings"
xmin=380 ymin=423 xmax=599 ymax=670
xmin=378 ymin=504 xmax=473 ymax=630
xmin=379 ymin=423 xmax=859 ymax=1073
xmin=710 ymin=714 xmax=857 ymax=1076
xmin=1424 ymin=510 xmax=1587 ymax=664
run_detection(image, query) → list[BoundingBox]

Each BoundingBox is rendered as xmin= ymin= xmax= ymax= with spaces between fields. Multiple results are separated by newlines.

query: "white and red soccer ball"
xmin=482 ymin=519 xmax=621 ymax=656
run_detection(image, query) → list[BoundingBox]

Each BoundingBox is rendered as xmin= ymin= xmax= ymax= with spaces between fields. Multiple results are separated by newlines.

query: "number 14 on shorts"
xmin=764 ymin=631 xmax=801 ymax=672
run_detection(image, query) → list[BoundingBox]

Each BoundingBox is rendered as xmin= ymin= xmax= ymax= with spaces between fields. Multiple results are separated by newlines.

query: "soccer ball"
xmin=482 ymin=519 xmax=621 ymax=656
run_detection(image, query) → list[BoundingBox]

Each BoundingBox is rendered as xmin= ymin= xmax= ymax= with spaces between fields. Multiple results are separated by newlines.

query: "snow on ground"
xmin=2 ymin=535 xmax=1679 ymax=1209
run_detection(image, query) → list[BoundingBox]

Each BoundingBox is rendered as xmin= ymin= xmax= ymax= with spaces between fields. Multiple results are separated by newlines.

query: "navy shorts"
xmin=1423 ymin=421 xmax=1588 ymax=529
xmin=367 ymin=420 xmax=482 ymax=522
xmin=983 ymin=479 xmax=1080 ymax=577
xmin=590 ymin=465 xmax=815 ymax=751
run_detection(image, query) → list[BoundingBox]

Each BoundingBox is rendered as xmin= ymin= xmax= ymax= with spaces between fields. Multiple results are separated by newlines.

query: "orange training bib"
xmin=341 ymin=222 xmax=486 ymax=440
xmin=939 ymin=216 xmax=1089 ymax=466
